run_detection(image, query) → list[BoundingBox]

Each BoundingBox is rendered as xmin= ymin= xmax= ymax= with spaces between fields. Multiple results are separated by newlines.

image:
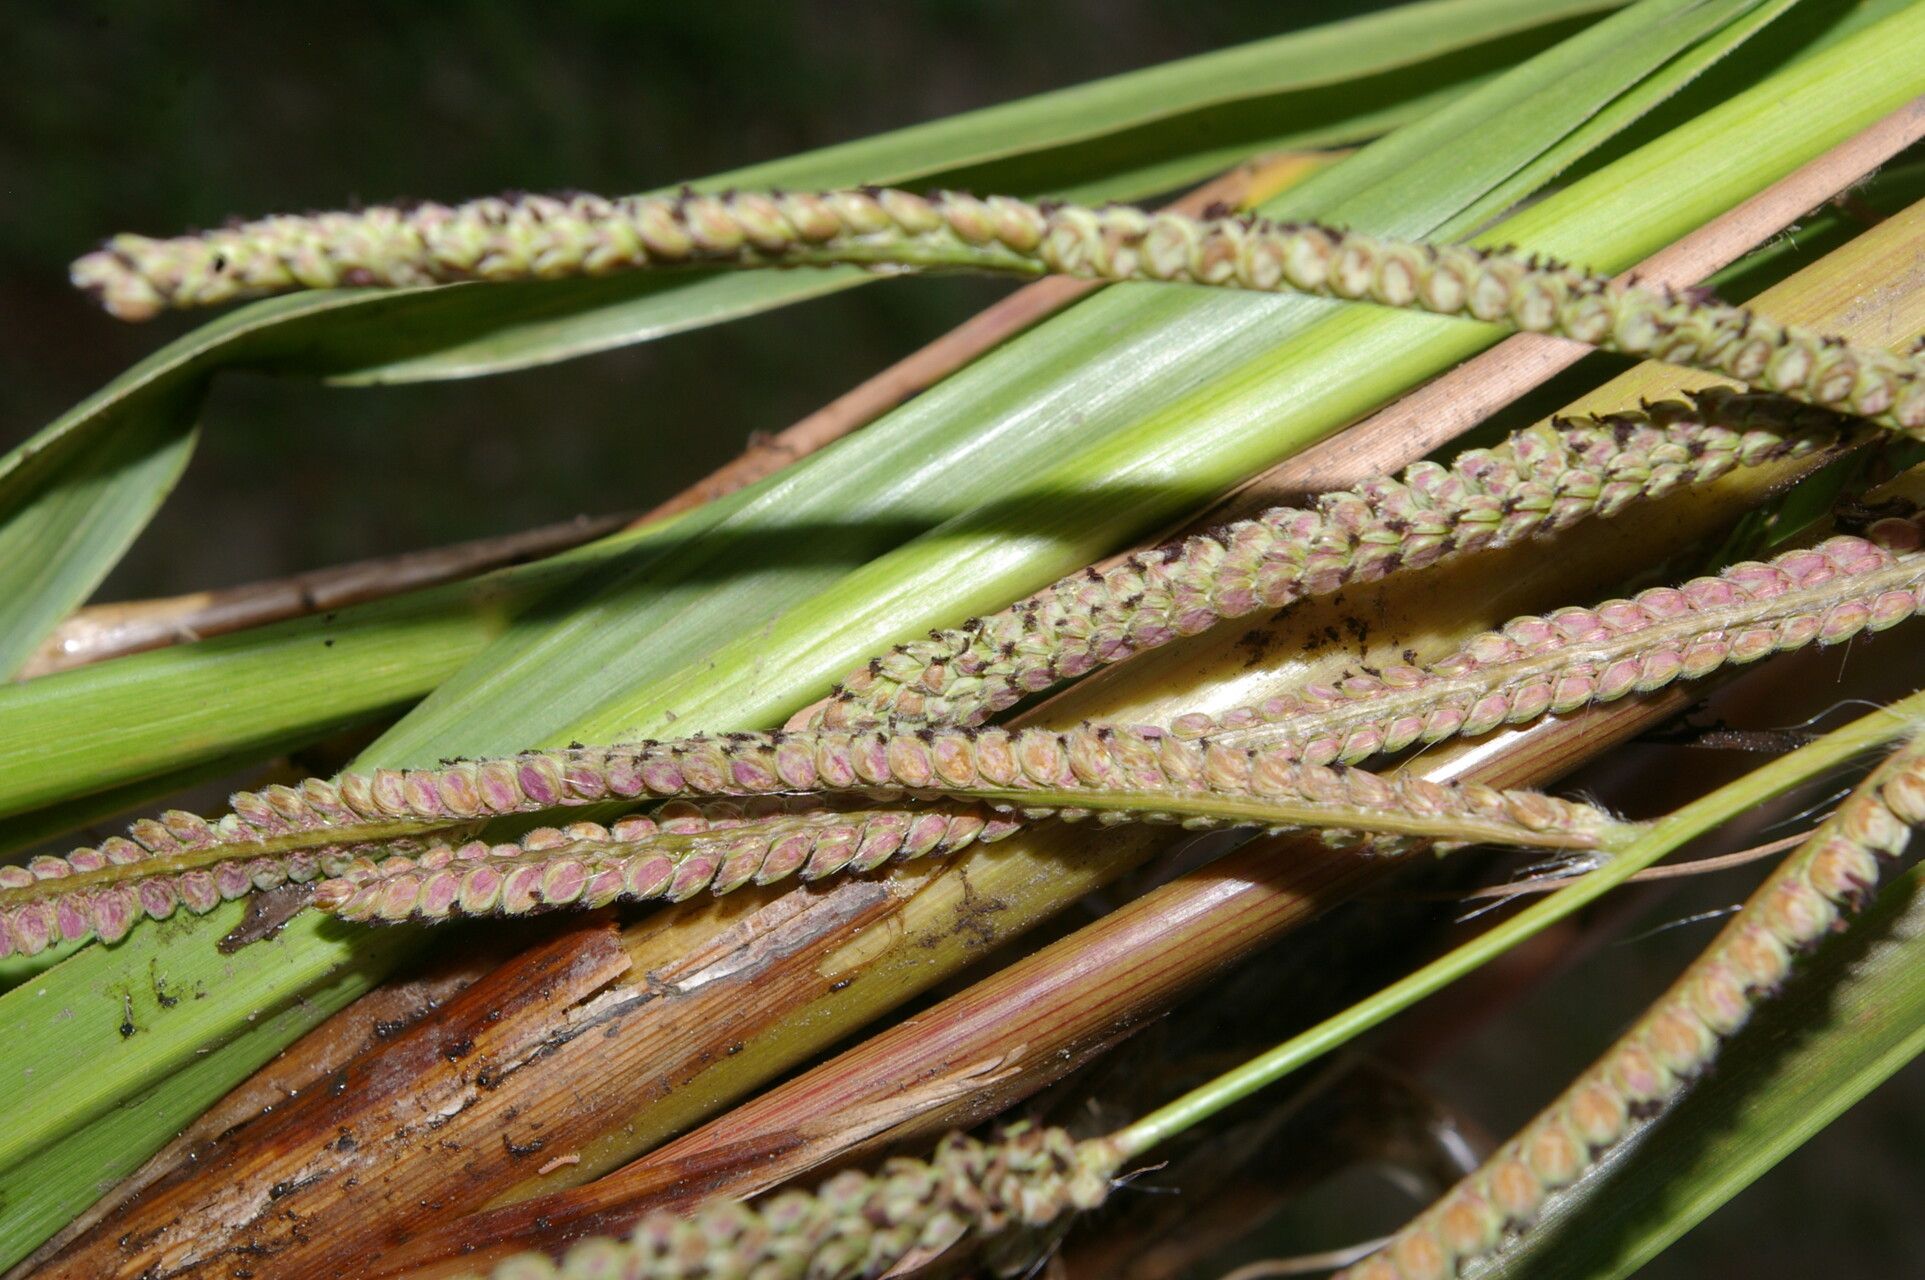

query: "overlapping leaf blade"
xmin=0 ymin=0 xmax=1827 ymax=1266
xmin=0 ymin=0 xmax=1618 ymax=681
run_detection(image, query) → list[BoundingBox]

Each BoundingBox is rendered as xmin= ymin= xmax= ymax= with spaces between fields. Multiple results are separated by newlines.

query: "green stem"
xmin=1108 ymin=687 xmax=1925 ymax=1159
xmin=969 ymin=786 xmax=1634 ymax=850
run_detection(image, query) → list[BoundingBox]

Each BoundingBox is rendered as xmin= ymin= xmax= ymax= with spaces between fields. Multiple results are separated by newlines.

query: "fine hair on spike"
xmin=462 ymin=1125 xmax=1118 ymax=1279
xmin=72 ymin=189 xmax=1925 ymax=444
xmin=816 ymin=391 xmax=1851 ymax=731
xmin=0 ymin=722 xmax=1628 ymax=957
xmin=1332 ymin=733 xmax=1925 ymax=1279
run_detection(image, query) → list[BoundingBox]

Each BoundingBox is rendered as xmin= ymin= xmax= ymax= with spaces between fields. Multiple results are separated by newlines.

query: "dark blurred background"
xmin=2 ymin=4 xmax=1917 ymax=1277
xmin=1 ymin=0 xmax=1395 ymax=595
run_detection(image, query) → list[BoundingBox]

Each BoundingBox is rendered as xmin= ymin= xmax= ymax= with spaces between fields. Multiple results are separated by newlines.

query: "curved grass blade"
xmin=0 ymin=2 xmax=1831 ymax=1263
xmin=0 ymin=0 xmax=1787 ymax=802
xmin=0 ymin=405 xmax=199 ymax=678
xmin=376 ymin=0 xmax=1788 ymax=763
xmin=0 ymin=0 xmax=1608 ymax=683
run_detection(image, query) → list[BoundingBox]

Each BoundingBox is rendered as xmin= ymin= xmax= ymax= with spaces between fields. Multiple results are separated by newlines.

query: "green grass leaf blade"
xmin=0 ymin=516 xmax=674 ymax=818
xmin=0 ymin=926 xmax=405 ymax=1266
xmin=0 ymin=905 xmax=413 ymax=1187
xmin=378 ymin=0 xmax=1781 ymax=761
xmin=0 ymin=2 xmax=1849 ymax=1261
xmin=0 ymin=410 xmax=198 ymax=678
xmin=0 ymin=0 xmax=1617 ymax=702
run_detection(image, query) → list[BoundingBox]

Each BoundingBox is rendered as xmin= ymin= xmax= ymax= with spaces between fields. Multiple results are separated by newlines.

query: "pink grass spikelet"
xmin=816 ymin=392 xmax=1846 ymax=730
xmin=1335 ymin=733 xmax=1925 ymax=1279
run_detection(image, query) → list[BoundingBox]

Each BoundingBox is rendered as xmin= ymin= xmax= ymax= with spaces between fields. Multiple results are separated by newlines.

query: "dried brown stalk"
xmin=17 ymin=513 xmax=630 ymax=679
xmin=30 ymin=916 xmax=633 ymax=1279
xmin=45 ymin=122 xmax=1925 ymax=1280
xmin=365 ymin=830 xmax=1381 ymax=1275
xmin=1 ymin=934 xmax=518 ymax=1278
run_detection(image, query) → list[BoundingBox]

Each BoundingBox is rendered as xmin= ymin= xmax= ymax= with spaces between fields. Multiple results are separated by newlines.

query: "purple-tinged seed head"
xmin=261 ymin=784 xmax=316 ymax=828
xmin=973 ymin=734 xmax=1021 ymax=787
xmin=708 ymin=840 xmax=767 ymax=895
xmin=802 ymin=827 xmax=861 ymax=880
xmin=101 ymin=838 xmax=146 ymax=866
xmin=610 ymin=815 xmax=660 ymax=842
xmin=883 ymin=736 xmax=935 ymax=790
xmin=563 ymin=754 xmax=610 ymax=801
xmin=436 ymin=765 xmax=482 ymax=817
xmin=10 ymin=904 xmax=54 ymax=956
xmin=815 ymin=736 xmax=860 ymax=790
xmin=665 ymin=855 xmax=719 ymax=902
xmin=1759 ymin=876 xmax=1838 ymax=947
xmin=1202 ymin=742 xmax=1254 ymax=793
xmin=1462 ymin=692 xmax=1512 ymax=737
xmin=55 ymin=895 xmax=92 ymax=943
xmin=161 ymin=809 xmax=217 ymax=846
xmin=1882 ymin=766 xmax=1925 ymax=825
xmin=757 ymin=833 xmax=814 ymax=884
xmin=773 ymin=739 xmax=819 ymax=790
xmin=476 ymin=760 xmax=523 ymax=813
xmin=231 ymin=789 xmax=288 ymax=833
xmin=1388 ymin=1230 xmax=1451 ymax=1280
xmin=1607 ymin=1042 xmax=1671 ymax=1107
xmin=539 ymin=859 xmax=590 ymax=906
xmin=28 ymin=854 xmax=72 ymax=880
xmin=177 ymin=870 xmax=221 ymax=920
xmin=1524 ymin=1123 xmax=1586 ymax=1189
xmin=1686 ymin=965 xmax=1751 ymax=1038
xmin=92 ymin=888 xmax=138 ymax=944
xmin=1633 ymin=648 xmax=1685 ymax=692
xmin=137 ymin=878 xmax=180 ymax=920
xmin=501 ymin=865 xmax=544 ymax=916
xmin=623 ymin=855 xmax=677 ymax=901
xmin=1484 ymin=1155 xmax=1544 ymax=1223
xmin=213 ymin=862 xmax=254 ymax=900
xmin=351 ymin=770 xmax=397 ymax=817
xmin=929 ymin=733 xmax=979 ymax=788
xmin=298 ymin=781 xmax=350 ymax=825
xmin=246 ymin=857 xmax=289 ymax=891
xmin=580 ymin=867 xmax=626 ymax=909
xmin=851 ymin=735 xmax=893 ymax=787
xmin=1841 ymin=796 xmax=1909 ymax=858
xmin=727 ymin=745 xmax=782 ymax=793
xmin=129 ymin=818 xmax=180 ymax=853
xmin=517 ymin=756 xmax=564 ymax=808
xmin=600 ymin=742 xmax=646 ymax=793
xmin=848 ymin=818 xmax=910 ymax=873
xmin=65 ymin=843 xmax=106 ymax=873
xmin=1567 ymin=1080 xmax=1628 ymax=1149
xmin=1804 ymin=834 xmax=1883 ymax=905
xmin=375 ymin=875 xmax=423 ymax=921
